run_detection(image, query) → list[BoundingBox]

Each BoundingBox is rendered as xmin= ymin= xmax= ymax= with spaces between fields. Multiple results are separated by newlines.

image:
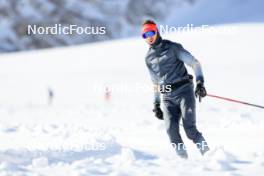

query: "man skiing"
xmin=143 ymin=20 xmax=209 ymax=158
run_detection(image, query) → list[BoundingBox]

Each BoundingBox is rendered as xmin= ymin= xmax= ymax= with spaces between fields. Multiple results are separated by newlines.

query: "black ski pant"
xmin=162 ymin=83 xmax=209 ymax=158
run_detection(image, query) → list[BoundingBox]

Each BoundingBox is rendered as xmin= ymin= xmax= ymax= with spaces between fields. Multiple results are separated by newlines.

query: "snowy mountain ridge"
xmin=0 ymin=0 xmax=175 ymax=52
xmin=1 ymin=0 xmax=264 ymax=52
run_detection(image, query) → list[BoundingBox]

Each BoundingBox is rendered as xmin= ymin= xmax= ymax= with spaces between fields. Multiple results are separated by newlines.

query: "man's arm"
xmin=175 ymin=44 xmax=207 ymax=101
xmin=153 ymin=84 xmax=161 ymax=105
xmin=145 ymin=62 xmax=161 ymax=104
xmin=176 ymin=45 xmax=204 ymax=83
xmin=145 ymin=61 xmax=163 ymax=120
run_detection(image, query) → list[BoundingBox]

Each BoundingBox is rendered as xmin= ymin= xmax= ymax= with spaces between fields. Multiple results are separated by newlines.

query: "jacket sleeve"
xmin=175 ymin=44 xmax=204 ymax=83
xmin=145 ymin=61 xmax=161 ymax=104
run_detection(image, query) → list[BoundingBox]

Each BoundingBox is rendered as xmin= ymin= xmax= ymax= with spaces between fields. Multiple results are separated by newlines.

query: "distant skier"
xmin=142 ymin=20 xmax=209 ymax=158
xmin=48 ymin=87 xmax=54 ymax=106
xmin=104 ymin=86 xmax=111 ymax=102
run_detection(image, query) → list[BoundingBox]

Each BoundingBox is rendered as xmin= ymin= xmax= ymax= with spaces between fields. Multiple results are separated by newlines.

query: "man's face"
xmin=145 ymin=32 xmax=158 ymax=45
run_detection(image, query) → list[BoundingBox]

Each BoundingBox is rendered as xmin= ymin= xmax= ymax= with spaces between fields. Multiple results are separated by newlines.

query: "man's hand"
xmin=153 ymin=103 xmax=163 ymax=120
xmin=195 ymin=81 xmax=207 ymax=102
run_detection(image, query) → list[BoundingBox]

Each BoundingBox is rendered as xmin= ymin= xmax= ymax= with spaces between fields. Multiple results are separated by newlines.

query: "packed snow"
xmin=0 ymin=23 xmax=264 ymax=175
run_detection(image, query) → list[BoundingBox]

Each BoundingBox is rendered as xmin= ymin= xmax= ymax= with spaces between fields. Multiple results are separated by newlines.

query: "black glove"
xmin=153 ymin=103 xmax=163 ymax=120
xmin=195 ymin=81 xmax=207 ymax=102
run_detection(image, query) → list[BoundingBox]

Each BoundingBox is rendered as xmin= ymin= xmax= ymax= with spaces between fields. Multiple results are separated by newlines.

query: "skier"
xmin=48 ymin=87 xmax=54 ymax=106
xmin=142 ymin=20 xmax=209 ymax=158
xmin=104 ymin=86 xmax=111 ymax=101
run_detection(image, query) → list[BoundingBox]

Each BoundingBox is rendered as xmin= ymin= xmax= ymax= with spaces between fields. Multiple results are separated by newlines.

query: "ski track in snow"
xmin=0 ymin=24 xmax=264 ymax=175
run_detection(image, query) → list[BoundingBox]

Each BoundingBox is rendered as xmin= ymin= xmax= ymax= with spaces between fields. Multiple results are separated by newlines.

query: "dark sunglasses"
xmin=142 ymin=30 xmax=156 ymax=39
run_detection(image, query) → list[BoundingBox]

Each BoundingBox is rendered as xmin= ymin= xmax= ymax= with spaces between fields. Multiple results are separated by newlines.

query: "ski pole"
xmin=207 ymin=94 xmax=264 ymax=109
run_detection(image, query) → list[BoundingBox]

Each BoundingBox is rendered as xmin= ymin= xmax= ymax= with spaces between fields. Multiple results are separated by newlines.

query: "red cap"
xmin=141 ymin=23 xmax=158 ymax=34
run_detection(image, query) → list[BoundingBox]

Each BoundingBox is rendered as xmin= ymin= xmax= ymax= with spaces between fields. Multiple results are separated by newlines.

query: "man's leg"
xmin=180 ymin=88 xmax=210 ymax=155
xmin=163 ymin=99 xmax=188 ymax=158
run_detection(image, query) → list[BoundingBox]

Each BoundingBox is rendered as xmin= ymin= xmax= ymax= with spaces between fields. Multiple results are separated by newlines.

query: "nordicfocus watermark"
xmin=159 ymin=24 xmax=237 ymax=34
xmin=92 ymin=82 xmax=172 ymax=94
xmin=27 ymin=24 xmax=106 ymax=35
xmin=171 ymin=141 xmax=209 ymax=151
xmin=23 ymin=142 xmax=106 ymax=152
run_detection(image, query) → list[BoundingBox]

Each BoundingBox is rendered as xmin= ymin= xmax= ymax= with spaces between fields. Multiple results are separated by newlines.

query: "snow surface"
xmin=0 ymin=23 xmax=264 ymax=175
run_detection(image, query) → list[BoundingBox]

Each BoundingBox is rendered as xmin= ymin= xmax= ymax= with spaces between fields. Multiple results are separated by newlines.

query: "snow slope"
xmin=0 ymin=23 xmax=264 ymax=175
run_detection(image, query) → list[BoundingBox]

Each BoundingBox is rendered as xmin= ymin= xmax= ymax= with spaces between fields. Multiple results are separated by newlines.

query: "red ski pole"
xmin=207 ymin=94 xmax=264 ymax=109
